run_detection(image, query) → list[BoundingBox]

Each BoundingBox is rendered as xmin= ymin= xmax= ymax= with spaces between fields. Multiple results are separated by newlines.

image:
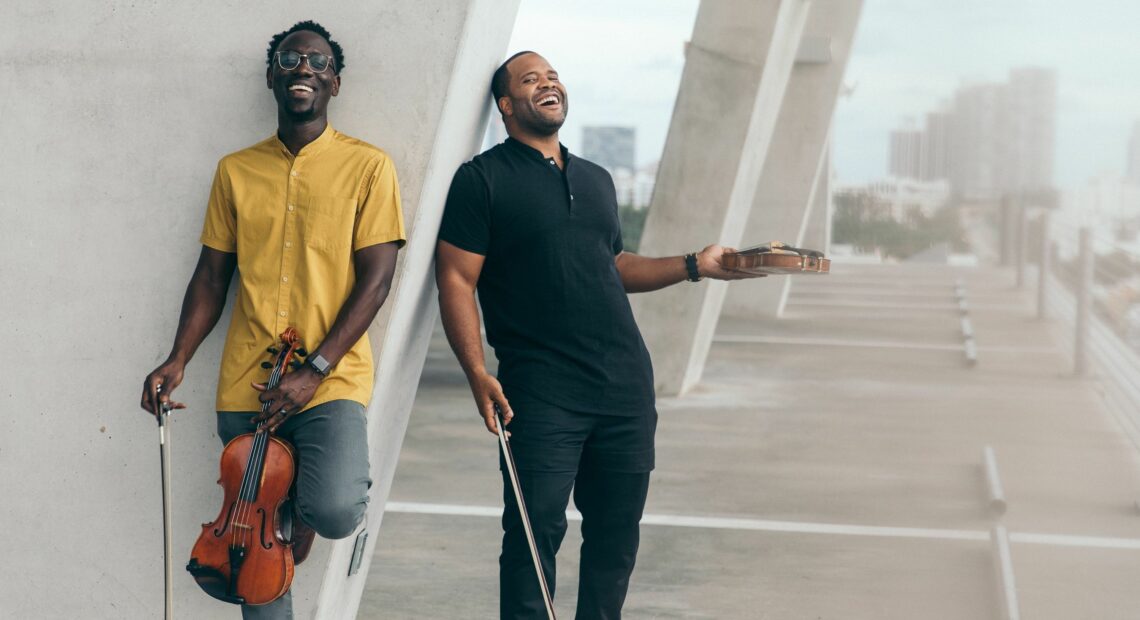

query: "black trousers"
xmin=499 ymin=392 xmax=656 ymax=620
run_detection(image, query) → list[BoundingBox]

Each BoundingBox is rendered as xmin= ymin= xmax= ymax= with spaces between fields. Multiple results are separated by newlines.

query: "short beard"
xmin=284 ymin=106 xmax=320 ymax=123
xmin=530 ymin=115 xmax=564 ymax=136
xmin=516 ymin=98 xmax=567 ymax=136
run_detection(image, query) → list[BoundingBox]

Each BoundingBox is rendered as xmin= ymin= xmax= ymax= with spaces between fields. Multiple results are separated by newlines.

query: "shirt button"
xmin=291 ymin=170 xmax=298 ymax=177
xmin=279 ymin=310 xmax=287 ymax=317
xmin=285 ymin=241 xmax=293 ymax=248
xmin=287 ymin=204 xmax=295 ymax=212
xmin=282 ymin=276 xmax=289 ymax=283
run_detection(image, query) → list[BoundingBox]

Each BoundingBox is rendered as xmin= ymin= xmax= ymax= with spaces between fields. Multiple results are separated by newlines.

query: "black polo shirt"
xmin=439 ymin=137 xmax=655 ymax=416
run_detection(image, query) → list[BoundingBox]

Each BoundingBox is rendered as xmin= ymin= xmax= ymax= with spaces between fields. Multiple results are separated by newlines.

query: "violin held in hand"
xmin=721 ymin=241 xmax=830 ymax=275
xmin=186 ymin=328 xmax=309 ymax=606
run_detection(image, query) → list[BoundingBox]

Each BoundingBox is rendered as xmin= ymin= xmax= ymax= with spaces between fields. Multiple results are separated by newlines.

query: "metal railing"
xmin=1006 ymin=206 xmax=1140 ymax=447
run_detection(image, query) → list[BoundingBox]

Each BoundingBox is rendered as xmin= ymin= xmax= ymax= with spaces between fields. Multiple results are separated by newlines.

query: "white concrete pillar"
xmin=0 ymin=2 xmax=517 ymax=618
xmin=631 ymin=0 xmax=813 ymax=396
xmin=317 ymin=2 xmax=520 ymax=617
xmin=721 ymin=0 xmax=863 ymax=319
xmin=802 ymin=147 xmax=834 ymax=253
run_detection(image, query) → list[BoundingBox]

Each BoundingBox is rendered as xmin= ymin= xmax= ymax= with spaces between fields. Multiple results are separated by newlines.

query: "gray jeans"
xmin=216 ymin=399 xmax=372 ymax=620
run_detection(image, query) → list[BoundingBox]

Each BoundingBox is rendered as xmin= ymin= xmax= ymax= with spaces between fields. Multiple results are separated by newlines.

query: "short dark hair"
xmin=266 ymin=20 xmax=345 ymax=75
xmin=491 ymin=51 xmax=536 ymax=103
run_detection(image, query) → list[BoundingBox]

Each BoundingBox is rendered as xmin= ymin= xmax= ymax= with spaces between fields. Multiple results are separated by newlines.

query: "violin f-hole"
xmin=257 ymin=507 xmax=274 ymax=550
xmin=213 ymin=501 xmax=238 ymax=538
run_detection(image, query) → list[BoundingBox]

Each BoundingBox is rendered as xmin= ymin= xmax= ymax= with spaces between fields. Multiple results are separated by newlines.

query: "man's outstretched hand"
xmin=695 ymin=244 xmax=767 ymax=280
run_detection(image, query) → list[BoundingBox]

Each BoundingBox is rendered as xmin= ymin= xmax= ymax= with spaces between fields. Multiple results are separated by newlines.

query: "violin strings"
xmin=233 ymin=354 xmax=283 ymax=553
xmin=230 ymin=340 xmax=298 ymax=564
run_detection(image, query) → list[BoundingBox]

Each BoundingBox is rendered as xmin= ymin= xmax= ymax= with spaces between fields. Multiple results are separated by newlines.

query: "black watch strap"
xmin=684 ymin=253 xmax=702 ymax=282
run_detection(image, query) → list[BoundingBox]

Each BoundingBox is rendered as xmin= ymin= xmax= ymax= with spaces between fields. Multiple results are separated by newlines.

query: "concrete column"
xmin=802 ymin=146 xmax=834 ymax=253
xmin=318 ymin=3 xmax=520 ymax=617
xmin=0 ymin=2 xmax=517 ymax=619
xmin=631 ymin=0 xmax=813 ymax=397
xmin=1075 ymin=227 xmax=1094 ymax=377
xmin=1037 ymin=211 xmax=1050 ymax=320
xmin=721 ymin=0 xmax=863 ymax=319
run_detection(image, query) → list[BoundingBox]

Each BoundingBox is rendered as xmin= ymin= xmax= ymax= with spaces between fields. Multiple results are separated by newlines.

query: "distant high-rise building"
xmin=611 ymin=162 xmax=659 ymax=209
xmin=1003 ymin=67 xmax=1056 ymax=195
xmin=1127 ymin=121 xmax=1140 ymax=185
xmin=889 ymin=67 xmax=1056 ymax=202
xmin=921 ymin=110 xmax=952 ymax=181
xmin=582 ymin=126 xmax=636 ymax=172
xmin=949 ymin=82 xmax=1006 ymax=201
xmin=889 ymin=127 xmax=923 ymax=179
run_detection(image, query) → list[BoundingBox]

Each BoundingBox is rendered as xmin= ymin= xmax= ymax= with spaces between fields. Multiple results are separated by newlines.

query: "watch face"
xmin=310 ymin=354 xmax=330 ymax=374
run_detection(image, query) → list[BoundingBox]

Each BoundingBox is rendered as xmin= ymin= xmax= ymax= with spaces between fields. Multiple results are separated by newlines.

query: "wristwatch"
xmin=684 ymin=252 xmax=702 ymax=282
xmin=306 ymin=352 xmax=332 ymax=377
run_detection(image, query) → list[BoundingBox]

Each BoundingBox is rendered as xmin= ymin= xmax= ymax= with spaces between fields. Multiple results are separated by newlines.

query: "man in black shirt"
xmin=436 ymin=51 xmax=759 ymax=619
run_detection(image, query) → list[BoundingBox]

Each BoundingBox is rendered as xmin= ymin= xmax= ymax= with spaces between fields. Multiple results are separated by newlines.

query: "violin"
xmin=186 ymin=328 xmax=307 ymax=606
xmin=721 ymin=241 xmax=830 ymax=275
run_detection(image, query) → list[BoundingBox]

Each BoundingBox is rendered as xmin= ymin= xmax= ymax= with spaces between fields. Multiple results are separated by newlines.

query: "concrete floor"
xmin=361 ymin=263 xmax=1140 ymax=619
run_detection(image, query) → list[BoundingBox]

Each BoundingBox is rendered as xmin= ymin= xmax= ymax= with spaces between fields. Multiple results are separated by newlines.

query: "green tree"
xmin=618 ymin=204 xmax=649 ymax=253
xmin=832 ymin=189 xmax=967 ymax=260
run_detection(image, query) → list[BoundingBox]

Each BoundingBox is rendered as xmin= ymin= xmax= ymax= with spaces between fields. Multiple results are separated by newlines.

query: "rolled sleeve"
xmin=199 ymin=161 xmax=237 ymax=253
xmin=354 ymin=154 xmax=406 ymax=250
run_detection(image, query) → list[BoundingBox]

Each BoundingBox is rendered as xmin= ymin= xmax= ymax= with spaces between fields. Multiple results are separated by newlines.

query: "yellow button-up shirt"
xmin=199 ymin=125 xmax=405 ymax=413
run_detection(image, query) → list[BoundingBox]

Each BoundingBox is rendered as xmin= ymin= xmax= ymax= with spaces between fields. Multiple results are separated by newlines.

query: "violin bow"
xmin=156 ymin=386 xmax=174 ymax=620
xmin=495 ymin=407 xmax=557 ymax=620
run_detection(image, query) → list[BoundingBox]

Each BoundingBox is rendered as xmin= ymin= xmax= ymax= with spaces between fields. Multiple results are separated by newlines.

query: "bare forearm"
xmin=312 ymin=278 xmax=391 ymax=366
xmin=438 ymin=283 xmax=488 ymax=381
xmin=169 ymin=281 xmax=225 ymax=363
xmin=168 ymin=254 xmax=234 ymax=364
xmin=616 ymin=252 xmax=688 ymax=293
xmin=311 ymin=243 xmax=398 ymax=365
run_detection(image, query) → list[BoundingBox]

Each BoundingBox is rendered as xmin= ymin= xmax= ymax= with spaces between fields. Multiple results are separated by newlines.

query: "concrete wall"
xmin=0 ymin=2 xmax=516 ymax=618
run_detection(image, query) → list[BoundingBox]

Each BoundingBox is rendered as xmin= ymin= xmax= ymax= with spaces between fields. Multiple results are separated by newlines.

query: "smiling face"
xmin=266 ymin=30 xmax=340 ymax=122
xmin=498 ymin=53 xmax=567 ymax=137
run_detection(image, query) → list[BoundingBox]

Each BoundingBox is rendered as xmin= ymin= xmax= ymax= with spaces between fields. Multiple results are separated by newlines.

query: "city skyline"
xmin=508 ymin=0 xmax=1140 ymax=193
xmin=888 ymin=67 xmax=1057 ymax=201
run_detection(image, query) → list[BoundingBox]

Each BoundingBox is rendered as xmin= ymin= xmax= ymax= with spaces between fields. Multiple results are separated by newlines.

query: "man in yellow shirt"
xmin=141 ymin=20 xmax=405 ymax=618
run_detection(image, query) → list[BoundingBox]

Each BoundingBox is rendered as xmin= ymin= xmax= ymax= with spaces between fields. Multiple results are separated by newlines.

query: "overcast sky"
xmin=506 ymin=0 xmax=699 ymax=168
xmin=508 ymin=0 xmax=1140 ymax=190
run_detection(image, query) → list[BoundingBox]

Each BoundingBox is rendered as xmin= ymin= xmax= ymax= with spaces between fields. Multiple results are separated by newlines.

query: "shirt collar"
xmin=505 ymin=136 xmax=571 ymax=164
xmin=274 ymin=123 xmax=337 ymax=159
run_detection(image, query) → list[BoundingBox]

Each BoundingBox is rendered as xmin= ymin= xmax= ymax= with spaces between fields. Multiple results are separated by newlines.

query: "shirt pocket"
xmin=304 ymin=196 xmax=356 ymax=251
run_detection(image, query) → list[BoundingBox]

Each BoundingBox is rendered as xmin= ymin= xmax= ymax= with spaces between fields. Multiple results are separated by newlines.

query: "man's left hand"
xmin=696 ymin=244 xmax=766 ymax=281
xmin=252 ymin=366 xmax=323 ymax=431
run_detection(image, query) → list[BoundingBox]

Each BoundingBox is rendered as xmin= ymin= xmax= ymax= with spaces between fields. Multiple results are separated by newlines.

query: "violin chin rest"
xmin=186 ymin=558 xmax=247 ymax=605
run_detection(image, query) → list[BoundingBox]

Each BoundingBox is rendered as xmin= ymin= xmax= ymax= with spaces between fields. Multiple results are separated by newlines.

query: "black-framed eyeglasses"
xmin=274 ymin=50 xmax=334 ymax=73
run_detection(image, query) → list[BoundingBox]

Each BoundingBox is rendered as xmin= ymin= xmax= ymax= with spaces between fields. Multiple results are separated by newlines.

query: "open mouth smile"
xmin=535 ymin=92 xmax=562 ymax=108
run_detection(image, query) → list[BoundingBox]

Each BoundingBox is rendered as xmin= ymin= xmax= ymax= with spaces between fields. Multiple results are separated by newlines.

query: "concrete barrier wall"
xmin=0 ymin=2 xmax=516 ymax=617
xmin=631 ymin=0 xmax=811 ymax=396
